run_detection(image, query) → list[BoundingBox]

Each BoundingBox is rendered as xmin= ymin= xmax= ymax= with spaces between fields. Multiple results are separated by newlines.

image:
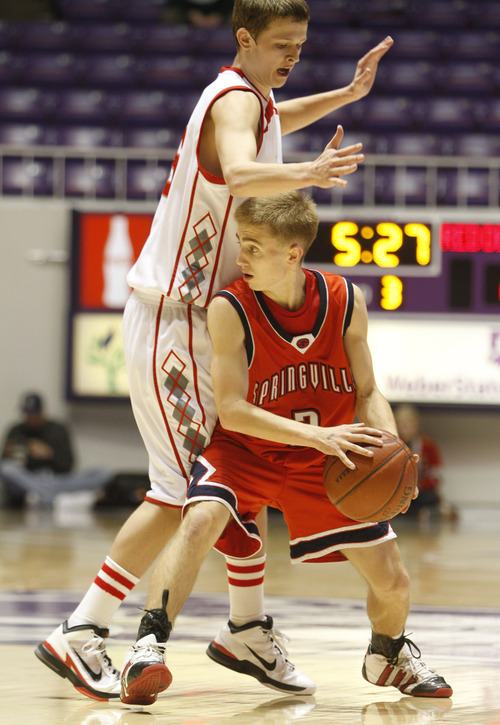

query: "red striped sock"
xmin=67 ymin=556 xmax=139 ymax=630
xmin=225 ymin=554 xmax=266 ymax=626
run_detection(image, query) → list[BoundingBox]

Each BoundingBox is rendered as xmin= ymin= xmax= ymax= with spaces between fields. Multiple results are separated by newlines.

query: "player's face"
xmin=236 ymin=222 xmax=296 ymax=294
xmin=240 ymin=18 xmax=308 ymax=94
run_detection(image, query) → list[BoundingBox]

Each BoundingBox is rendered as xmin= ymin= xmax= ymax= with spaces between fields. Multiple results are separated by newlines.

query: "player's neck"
xmin=262 ymin=269 xmax=307 ymax=311
xmin=232 ymin=57 xmax=272 ymax=100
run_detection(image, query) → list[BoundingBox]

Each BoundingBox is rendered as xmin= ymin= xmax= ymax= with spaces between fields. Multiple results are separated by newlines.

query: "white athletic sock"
xmin=67 ymin=556 xmax=140 ymax=630
xmin=225 ymin=554 xmax=266 ymax=627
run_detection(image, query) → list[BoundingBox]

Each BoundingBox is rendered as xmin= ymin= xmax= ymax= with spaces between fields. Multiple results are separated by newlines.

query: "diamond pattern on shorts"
xmin=178 ymin=214 xmax=216 ymax=303
xmin=162 ymin=351 xmax=207 ymax=461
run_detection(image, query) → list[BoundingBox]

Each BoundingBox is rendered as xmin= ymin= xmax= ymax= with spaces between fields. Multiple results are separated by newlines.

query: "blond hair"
xmin=232 ymin=0 xmax=310 ymax=44
xmin=234 ymin=191 xmax=318 ymax=253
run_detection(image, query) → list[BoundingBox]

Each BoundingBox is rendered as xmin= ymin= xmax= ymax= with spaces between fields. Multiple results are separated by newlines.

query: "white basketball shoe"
xmin=35 ymin=620 xmax=120 ymax=700
xmin=207 ymin=616 xmax=316 ymax=695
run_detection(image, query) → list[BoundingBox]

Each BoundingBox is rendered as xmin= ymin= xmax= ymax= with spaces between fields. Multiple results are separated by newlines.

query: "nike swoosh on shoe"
xmin=245 ymin=646 xmax=277 ymax=671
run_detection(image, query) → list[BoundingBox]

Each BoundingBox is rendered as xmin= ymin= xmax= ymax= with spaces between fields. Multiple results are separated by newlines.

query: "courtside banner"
xmin=368 ymin=318 xmax=500 ymax=406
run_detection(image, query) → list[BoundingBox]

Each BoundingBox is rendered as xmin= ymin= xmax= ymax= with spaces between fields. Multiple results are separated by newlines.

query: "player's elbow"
xmin=223 ymin=166 xmax=249 ymax=198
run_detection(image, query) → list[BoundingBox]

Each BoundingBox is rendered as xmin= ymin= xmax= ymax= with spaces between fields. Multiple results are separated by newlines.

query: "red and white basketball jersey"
xmin=213 ymin=270 xmax=357 ymax=466
xmin=127 ymin=67 xmax=282 ymax=307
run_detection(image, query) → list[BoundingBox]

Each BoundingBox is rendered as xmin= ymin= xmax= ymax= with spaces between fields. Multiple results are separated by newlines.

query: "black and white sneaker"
xmin=120 ymin=634 xmax=172 ymax=705
xmin=362 ymin=634 xmax=452 ymax=698
xmin=207 ymin=616 xmax=316 ymax=695
xmin=35 ymin=620 xmax=120 ymax=700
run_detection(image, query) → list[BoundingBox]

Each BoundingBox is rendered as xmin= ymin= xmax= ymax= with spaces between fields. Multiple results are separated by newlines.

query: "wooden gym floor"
xmin=1 ymin=498 xmax=499 ymax=725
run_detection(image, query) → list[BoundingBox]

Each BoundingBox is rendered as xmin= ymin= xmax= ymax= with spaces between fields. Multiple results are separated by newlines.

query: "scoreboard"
xmin=307 ymin=210 xmax=500 ymax=316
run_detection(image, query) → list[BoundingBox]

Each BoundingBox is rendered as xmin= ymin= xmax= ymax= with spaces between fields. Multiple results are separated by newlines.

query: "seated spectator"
xmin=394 ymin=404 xmax=457 ymax=525
xmin=1 ymin=392 xmax=113 ymax=508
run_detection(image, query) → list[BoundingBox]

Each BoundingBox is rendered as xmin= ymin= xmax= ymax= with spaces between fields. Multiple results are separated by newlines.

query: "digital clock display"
xmin=306 ymin=218 xmax=500 ymax=315
xmin=308 ymin=220 xmax=436 ymax=276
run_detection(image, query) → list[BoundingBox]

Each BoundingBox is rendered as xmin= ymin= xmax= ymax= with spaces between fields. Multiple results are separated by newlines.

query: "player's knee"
xmin=182 ymin=501 xmax=228 ymax=545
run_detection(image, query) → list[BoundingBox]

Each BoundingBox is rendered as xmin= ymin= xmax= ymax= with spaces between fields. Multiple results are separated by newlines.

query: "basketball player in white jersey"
xmin=36 ymin=0 xmax=393 ymax=702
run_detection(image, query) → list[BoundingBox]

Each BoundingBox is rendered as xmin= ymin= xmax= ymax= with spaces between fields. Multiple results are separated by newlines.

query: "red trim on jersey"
xmin=101 ymin=562 xmax=135 ymax=591
xmin=144 ymin=495 xmax=183 ymax=509
xmin=196 ymin=85 xmax=256 ymax=185
xmin=94 ymin=576 xmax=127 ymax=601
xmin=188 ymin=303 xmax=206 ymax=428
xmin=167 ymin=171 xmax=200 ymax=297
xmin=152 ymin=296 xmax=189 ymax=482
xmin=205 ymin=196 xmax=234 ymax=305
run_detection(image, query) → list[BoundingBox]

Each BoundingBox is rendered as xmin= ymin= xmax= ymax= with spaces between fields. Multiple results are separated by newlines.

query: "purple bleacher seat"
xmin=118 ymin=88 xmax=198 ymax=128
xmin=125 ymin=0 xmax=163 ymax=23
xmin=419 ymin=0 xmax=471 ymax=28
xmin=388 ymin=29 xmax=441 ymax=61
xmin=476 ymin=99 xmax=500 ymax=132
xmin=0 ymin=22 xmax=22 ymax=50
xmin=58 ymin=0 xmax=124 ymax=22
xmin=435 ymin=168 xmax=491 ymax=207
xmin=440 ymin=62 xmax=495 ymax=97
xmin=122 ymin=126 xmax=177 ymax=149
xmin=82 ymin=53 xmax=137 ymax=88
xmin=129 ymin=24 xmax=193 ymax=55
xmin=57 ymin=125 xmax=122 ymax=148
xmin=374 ymin=166 xmax=428 ymax=206
xmin=136 ymin=55 xmax=200 ymax=90
xmin=472 ymin=2 xmax=500 ymax=29
xmin=452 ymin=133 xmax=500 ymax=158
xmin=379 ymin=60 xmax=437 ymax=95
xmin=18 ymin=51 xmax=84 ymax=86
xmin=0 ymin=87 xmax=56 ymax=121
xmin=1 ymin=156 xmax=54 ymax=196
xmin=377 ymin=132 xmax=442 ymax=157
xmin=0 ymin=51 xmax=24 ymax=84
xmin=78 ymin=22 xmax=133 ymax=52
xmin=55 ymin=89 xmax=118 ymax=123
xmin=126 ymin=159 xmax=169 ymax=200
xmin=312 ymin=59 xmax=358 ymax=92
xmin=16 ymin=22 xmax=83 ymax=51
xmin=354 ymin=96 xmax=415 ymax=131
xmin=419 ymin=98 xmax=476 ymax=133
xmin=307 ymin=28 xmax=378 ymax=60
xmin=63 ymin=157 xmax=116 ymax=198
xmin=442 ymin=30 xmax=500 ymax=61
xmin=0 ymin=122 xmax=56 ymax=146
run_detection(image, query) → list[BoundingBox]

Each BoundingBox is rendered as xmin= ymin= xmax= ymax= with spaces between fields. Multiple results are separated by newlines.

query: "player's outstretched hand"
xmin=349 ymin=36 xmax=394 ymax=101
xmin=310 ymin=125 xmax=364 ymax=188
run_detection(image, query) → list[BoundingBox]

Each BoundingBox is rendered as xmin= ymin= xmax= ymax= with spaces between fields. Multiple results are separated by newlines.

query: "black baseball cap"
xmin=21 ymin=392 xmax=43 ymax=414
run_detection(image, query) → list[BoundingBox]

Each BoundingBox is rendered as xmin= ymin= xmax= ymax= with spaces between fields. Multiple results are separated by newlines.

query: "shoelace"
xmin=265 ymin=627 xmax=295 ymax=670
xmin=131 ymin=642 xmax=167 ymax=663
xmin=396 ymin=640 xmax=438 ymax=680
xmin=80 ymin=634 xmax=119 ymax=676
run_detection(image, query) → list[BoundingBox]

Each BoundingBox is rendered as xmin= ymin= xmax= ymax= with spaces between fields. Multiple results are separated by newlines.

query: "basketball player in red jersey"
xmin=120 ymin=192 xmax=452 ymax=705
xmin=37 ymin=0 xmax=395 ymax=702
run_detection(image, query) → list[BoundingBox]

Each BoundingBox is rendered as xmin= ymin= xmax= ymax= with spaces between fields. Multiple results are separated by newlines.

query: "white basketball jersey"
xmin=127 ymin=66 xmax=283 ymax=307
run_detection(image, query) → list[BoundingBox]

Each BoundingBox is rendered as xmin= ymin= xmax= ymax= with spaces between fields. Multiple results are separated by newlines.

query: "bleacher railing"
xmin=0 ymin=144 xmax=499 ymax=208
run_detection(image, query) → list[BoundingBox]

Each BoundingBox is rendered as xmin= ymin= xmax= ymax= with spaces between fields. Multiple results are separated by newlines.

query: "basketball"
xmin=323 ymin=430 xmax=418 ymax=522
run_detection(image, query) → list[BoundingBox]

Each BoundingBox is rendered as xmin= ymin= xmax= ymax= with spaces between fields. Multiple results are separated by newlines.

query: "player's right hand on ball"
xmin=310 ymin=125 xmax=364 ymax=188
xmin=316 ymin=422 xmax=383 ymax=468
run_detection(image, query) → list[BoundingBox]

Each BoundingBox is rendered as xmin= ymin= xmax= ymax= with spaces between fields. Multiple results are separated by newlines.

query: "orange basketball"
xmin=323 ymin=430 xmax=418 ymax=522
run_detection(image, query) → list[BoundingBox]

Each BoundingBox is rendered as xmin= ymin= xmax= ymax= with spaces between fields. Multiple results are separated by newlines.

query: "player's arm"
xmin=343 ymin=284 xmax=398 ymax=435
xmin=207 ymin=295 xmax=382 ymax=467
xmin=277 ymin=36 xmax=393 ymax=135
xmin=212 ymin=91 xmax=364 ymax=194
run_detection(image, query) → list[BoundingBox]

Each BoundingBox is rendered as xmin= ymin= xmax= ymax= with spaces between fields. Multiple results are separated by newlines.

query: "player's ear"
xmin=236 ymin=27 xmax=254 ymax=50
xmin=288 ymin=244 xmax=304 ymax=265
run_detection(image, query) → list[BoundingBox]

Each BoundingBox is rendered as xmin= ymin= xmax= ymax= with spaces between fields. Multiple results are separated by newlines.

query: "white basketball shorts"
xmin=122 ymin=290 xmax=217 ymax=507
